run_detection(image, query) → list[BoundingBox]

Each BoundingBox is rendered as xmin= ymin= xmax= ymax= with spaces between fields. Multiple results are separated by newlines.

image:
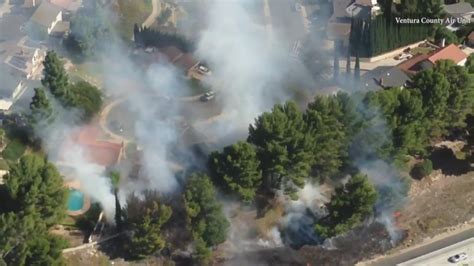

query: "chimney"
xmin=379 ymin=77 xmax=384 ymax=86
xmin=441 ymin=38 xmax=446 ymax=47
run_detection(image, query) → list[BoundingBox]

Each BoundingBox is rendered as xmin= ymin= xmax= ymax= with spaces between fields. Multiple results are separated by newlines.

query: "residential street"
xmin=266 ymin=0 xmax=307 ymax=47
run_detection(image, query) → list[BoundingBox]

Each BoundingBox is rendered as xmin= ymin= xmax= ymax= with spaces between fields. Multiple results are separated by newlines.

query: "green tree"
xmin=304 ymin=96 xmax=348 ymax=180
xmin=411 ymin=159 xmax=433 ymax=179
xmin=42 ymin=51 xmax=71 ymax=105
xmin=125 ymin=192 xmax=172 ymax=258
xmin=209 ymin=141 xmax=262 ymax=203
xmin=29 ymin=88 xmax=53 ymax=125
xmin=465 ymin=54 xmax=474 ymax=73
xmin=412 ymin=69 xmax=450 ymax=137
xmin=69 ymin=81 xmax=103 ymax=121
xmin=354 ymin=52 xmax=360 ymax=82
xmin=109 ymin=171 xmax=122 ymax=231
xmin=434 ymin=26 xmax=458 ymax=45
xmin=4 ymin=154 xmax=67 ymax=226
xmin=315 ymin=174 xmax=377 ymax=238
xmin=184 ymin=173 xmax=229 ymax=258
xmin=433 ymin=60 xmax=474 ymax=130
xmin=248 ymin=101 xmax=314 ymax=196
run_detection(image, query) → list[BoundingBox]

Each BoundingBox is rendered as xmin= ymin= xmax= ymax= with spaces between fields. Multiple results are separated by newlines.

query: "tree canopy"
xmin=124 ymin=192 xmax=172 ymax=259
xmin=315 ymin=174 xmax=377 ymax=238
xmin=184 ymin=173 xmax=229 ymax=261
xmin=209 ymin=141 xmax=262 ymax=203
xmin=248 ymin=101 xmax=314 ymax=196
xmin=0 ymin=154 xmax=68 ymax=265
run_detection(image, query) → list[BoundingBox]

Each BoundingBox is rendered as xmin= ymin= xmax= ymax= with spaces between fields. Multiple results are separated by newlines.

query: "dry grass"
xmin=116 ymin=0 xmax=153 ymax=39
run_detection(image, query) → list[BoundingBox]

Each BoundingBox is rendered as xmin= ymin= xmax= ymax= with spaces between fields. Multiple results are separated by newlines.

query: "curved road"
xmin=366 ymin=228 xmax=474 ymax=266
xmin=142 ymin=0 xmax=161 ymax=28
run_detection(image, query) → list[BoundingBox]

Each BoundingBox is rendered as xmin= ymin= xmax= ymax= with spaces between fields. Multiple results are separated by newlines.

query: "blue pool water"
xmin=67 ymin=189 xmax=84 ymax=211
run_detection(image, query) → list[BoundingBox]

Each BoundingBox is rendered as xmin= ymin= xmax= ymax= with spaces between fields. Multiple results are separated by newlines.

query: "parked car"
xmin=200 ymin=91 xmax=215 ymax=102
xmin=448 ymin=252 xmax=468 ymax=263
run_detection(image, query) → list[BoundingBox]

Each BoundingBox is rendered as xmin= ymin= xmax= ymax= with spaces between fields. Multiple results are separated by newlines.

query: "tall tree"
xmin=69 ymin=81 xmax=103 ymax=121
xmin=110 ymin=171 xmax=122 ymax=231
xmin=29 ymin=88 xmax=53 ymax=125
xmin=412 ymin=69 xmax=450 ymax=137
xmin=248 ymin=101 xmax=314 ymax=197
xmin=184 ymin=173 xmax=229 ymax=260
xmin=315 ymin=174 xmax=377 ymax=238
xmin=304 ymin=96 xmax=348 ymax=180
xmin=125 ymin=193 xmax=172 ymax=259
xmin=208 ymin=141 xmax=262 ymax=203
xmin=354 ymin=52 xmax=361 ymax=82
xmin=41 ymin=51 xmax=71 ymax=105
xmin=4 ymin=154 xmax=67 ymax=226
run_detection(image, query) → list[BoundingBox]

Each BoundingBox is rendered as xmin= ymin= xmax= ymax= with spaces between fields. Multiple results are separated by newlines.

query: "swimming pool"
xmin=67 ymin=189 xmax=85 ymax=212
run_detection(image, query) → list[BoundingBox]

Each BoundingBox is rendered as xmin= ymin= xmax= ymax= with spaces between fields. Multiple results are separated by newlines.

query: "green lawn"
xmin=410 ymin=46 xmax=435 ymax=55
xmin=2 ymin=139 xmax=26 ymax=162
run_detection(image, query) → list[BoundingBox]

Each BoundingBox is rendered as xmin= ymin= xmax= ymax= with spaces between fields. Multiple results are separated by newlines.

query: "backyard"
xmin=116 ymin=0 xmax=153 ymax=39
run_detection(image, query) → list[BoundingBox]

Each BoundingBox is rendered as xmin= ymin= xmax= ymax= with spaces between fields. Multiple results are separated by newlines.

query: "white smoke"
xmin=35 ymin=107 xmax=116 ymax=219
xmin=195 ymin=0 xmax=292 ymax=138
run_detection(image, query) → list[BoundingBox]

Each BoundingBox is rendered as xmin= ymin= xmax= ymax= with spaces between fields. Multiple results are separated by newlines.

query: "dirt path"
xmin=142 ymin=0 xmax=161 ymax=28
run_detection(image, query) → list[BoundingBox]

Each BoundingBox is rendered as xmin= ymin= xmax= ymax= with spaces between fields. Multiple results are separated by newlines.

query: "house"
xmin=136 ymin=46 xmax=200 ymax=78
xmin=443 ymin=3 xmax=474 ymax=21
xmin=361 ymin=66 xmax=410 ymax=90
xmin=327 ymin=0 xmax=380 ymax=47
xmin=398 ymin=44 xmax=468 ymax=75
xmin=68 ymin=126 xmax=124 ymax=167
xmin=29 ymin=1 xmax=63 ymax=35
xmin=0 ymin=64 xmax=28 ymax=111
xmin=4 ymin=46 xmax=45 ymax=79
xmin=50 ymin=0 xmax=83 ymax=13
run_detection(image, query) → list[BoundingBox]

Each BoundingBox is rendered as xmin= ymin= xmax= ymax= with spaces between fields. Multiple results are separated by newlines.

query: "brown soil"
xmin=395 ymin=170 xmax=474 ymax=250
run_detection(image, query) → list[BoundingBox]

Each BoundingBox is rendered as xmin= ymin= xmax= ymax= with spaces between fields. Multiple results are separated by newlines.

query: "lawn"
xmin=2 ymin=139 xmax=26 ymax=162
xmin=116 ymin=0 xmax=153 ymax=39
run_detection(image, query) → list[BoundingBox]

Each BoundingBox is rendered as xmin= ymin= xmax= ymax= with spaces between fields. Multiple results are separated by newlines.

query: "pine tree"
xmin=41 ymin=51 xmax=71 ymax=106
xmin=345 ymin=51 xmax=351 ymax=84
xmin=354 ymin=52 xmax=361 ymax=82
xmin=29 ymin=88 xmax=53 ymax=125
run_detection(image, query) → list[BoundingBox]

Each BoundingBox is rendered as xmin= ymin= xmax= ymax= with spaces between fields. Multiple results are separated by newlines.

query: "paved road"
xmin=398 ymin=237 xmax=474 ymax=266
xmin=142 ymin=0 xmax=161 ymax=28
xmin=368 ymin=228 xmax=474 ymax=266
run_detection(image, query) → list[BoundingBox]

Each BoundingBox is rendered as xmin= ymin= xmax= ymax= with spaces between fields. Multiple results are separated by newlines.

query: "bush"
xmin=411 ymin=159 xmax=433 ymax=179
xmin=2 ymin=139 xmax=26 ymax=161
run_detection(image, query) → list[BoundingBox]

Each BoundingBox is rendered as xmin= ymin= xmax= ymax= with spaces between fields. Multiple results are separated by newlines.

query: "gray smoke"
xmin=194 ymin=0 xmax=293 ymax=140
xmin=35 ymin=104 xmax=116 ymax=219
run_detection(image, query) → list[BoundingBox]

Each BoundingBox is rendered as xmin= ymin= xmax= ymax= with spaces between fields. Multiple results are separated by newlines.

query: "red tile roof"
xmin=62 ymin=126 xmax=123 ymax=167
xmin=426 ymin=44 xmax=467 ymax=65
xmin=397 ymin=44 xmax=467 ymax=74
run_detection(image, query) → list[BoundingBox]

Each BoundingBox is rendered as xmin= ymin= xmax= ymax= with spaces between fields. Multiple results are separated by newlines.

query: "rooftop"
xmin=64 ymin=126 xmax=123 ymax=167
xmin=50 ymin=0 xmax=83 ymax=12
xmin=443 ymin=2 xmax=474 ymax=15
xmin=426 ymin=44 xmax=467 ymax=65
xmin=0 ymin=63 xmax=25 ymax=99
xmin=397 ymin=44 xmax=467 ymax=74
xmin=361 ymin=66 xmax=410 ymax=90
xmin=30 ymin=1 xmax=62 ymax=28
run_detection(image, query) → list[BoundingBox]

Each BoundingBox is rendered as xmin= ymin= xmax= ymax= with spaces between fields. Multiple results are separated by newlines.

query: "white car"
xmin=448 ymin=252 xmax=468 ymax=263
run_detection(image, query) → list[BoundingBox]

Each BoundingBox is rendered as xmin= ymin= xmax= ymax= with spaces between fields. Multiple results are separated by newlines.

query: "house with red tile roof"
xmin=61 ymin=126 xmax=124 ymax=167
xmin=397 ymin=44 xmax=468 ymax=75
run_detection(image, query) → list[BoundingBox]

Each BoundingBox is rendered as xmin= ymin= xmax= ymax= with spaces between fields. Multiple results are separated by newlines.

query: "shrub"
xmin=411 ymin=159 xmax=433 ymax=179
